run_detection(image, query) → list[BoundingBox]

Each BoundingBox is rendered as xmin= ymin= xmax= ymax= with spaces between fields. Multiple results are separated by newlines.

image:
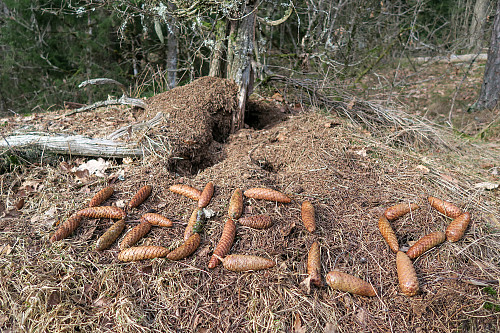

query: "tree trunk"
xmin=227 ymin=1 xmax=256 ymax=132
xmin=476 ymin=0 xmax=500 ymax=110
xmin=166 ymin=4 xmax=178 ymax=89
xmin=468 ymin=0 xmax=491 ymax=51
xmin=209 ymin=20 xmax=227 ymax=78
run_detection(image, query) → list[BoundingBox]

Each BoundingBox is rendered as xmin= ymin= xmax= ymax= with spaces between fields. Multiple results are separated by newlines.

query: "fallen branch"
xmin=1 ymin=132 xmax=145 ymax=158
xmin=107 ymin=112 xmax=165 ymax=140
xmin=78 ymin=78 xmax=128 ymax=95
xmin=62 ymin=95 xmax=146 ymax=118
xmin=413 ymin=53 xmax=487 ymax=64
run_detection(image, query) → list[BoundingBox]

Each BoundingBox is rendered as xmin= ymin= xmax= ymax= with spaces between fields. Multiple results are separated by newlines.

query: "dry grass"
xmin=0 ymin=91 xmax=499 ymax=332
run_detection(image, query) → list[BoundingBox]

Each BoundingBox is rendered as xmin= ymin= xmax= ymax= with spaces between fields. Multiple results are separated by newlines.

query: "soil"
xmin=0 ymin=69 xmax=499 ymax=332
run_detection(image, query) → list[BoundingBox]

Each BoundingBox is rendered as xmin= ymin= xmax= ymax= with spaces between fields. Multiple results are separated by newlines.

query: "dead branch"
xmin=107 ymin=112 xmax=165 ymax=140
xmin=78 ymin=78 xmax=128 ymax=95
xmin=61 ymin=95 xmax=146 ymax=118
xmin=0 ymin=132 xmax=144 ymax=158
xmin=412 ymin=53 xmax=487 ymax=64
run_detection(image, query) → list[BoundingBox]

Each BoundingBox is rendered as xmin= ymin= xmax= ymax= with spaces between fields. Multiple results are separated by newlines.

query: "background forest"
xmin=0 ymin=0 xmax=494 ymax=115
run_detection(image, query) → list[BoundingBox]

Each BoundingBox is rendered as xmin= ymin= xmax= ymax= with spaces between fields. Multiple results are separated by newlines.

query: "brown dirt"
xmin=0 ymin=75 xmax=499 ymax=332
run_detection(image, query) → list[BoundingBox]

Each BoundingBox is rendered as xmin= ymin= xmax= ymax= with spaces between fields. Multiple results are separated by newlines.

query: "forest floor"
xmin=0 ymin=61 xmax=499 ymax=333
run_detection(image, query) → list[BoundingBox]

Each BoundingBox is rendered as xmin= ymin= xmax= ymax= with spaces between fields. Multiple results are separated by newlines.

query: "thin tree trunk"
xmin=166 ymin=3 xmax=178 ymax=89
xmin=209 ymin=20 xmax=227 ymax=77
xmin=167 ymin=26 xmax=178 ymax=89
xmin=227 ymin=2 xmax=256 ymax=132
xmin=476 ymin=0 xmax=500 ymax=110
xmin=468 ymin=0 xmax=491 ymax=51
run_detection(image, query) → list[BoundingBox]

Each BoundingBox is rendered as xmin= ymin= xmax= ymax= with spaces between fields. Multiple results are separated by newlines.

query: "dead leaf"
xmin=355 ymin=148 xmax=368 ymax=157
xmin=114 ymin=199 xmax=126 ymax=209
xmin=15 ymin=198 xmax=25 ymax=210
xmin=324 ymin=322 xmax=338 ymax=333
xmin=280 ymin=221 xmax=296 ymax=237
xmin=276 ymin=132 xmax=287 ymax=141
xmin=300 ymin=276 xmax=312 ymax=294
xmin=484 ymin=214 xmax=500 ymax=229
xmin=474 ymin=182 xmax=499 ymax=190
xmin=355 ymin=308 xmax=367 ymax=326
xmin=59 ymin=161 xmax=72 ymax=172
xmin=197 ymin=245 xmax=211 ymax=257
xmin=47 ymin=291 xmax=61 ymax=310
xmin=324 ymin=122 xmax=341 ymax=128
xmin=293 ymin=103 xmax=304 ymax=112
xmin=440 ymin=173 xmax=459 ymax=184
xmin=72 ymin=158 xmax=110 ymax=178
xmin=415 ymin=165 xmax=430 ymax=173
xmin=293 ymin=313 xmax=306 ymax=333
xmin=0 ymin=244 xmax=12 ymax=256
xmin=272 ymin=92 xmax=284 ymax=102
xmin=346 ymin=98 xmax=355 ymax=110
xmin=20 ymin=180 xmax=42 ymax=192
xmin=141 ymin=265 xmax=153 ymax=275
xmin=94 ymin=296 xmax=113 ymax=308
xmin=73 ymin=169 xmax=90 ymax=180
xmin=44 ymin=206 xmax=58 ymax=218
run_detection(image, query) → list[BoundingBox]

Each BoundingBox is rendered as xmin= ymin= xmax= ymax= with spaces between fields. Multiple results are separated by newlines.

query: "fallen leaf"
xmin=293 ymin=313 xmax=306 ymax=333
xmin=15 ymin=198 xmax=25 ymax=210
xmin=280 ymin=221 xmax=296 ymax=237
xmin=355 ymin=148 xmax=368 ymax=157
xmin=276 ymin=132 xmax=287 ymax=141
xmin=324 ymin=122 xmax=341 ymax=128
xmin=197 ymin=245 xmax=211 ymax=257
xmin=415 ymin=165 xmax=430 ymax=173
xmin=141 ymin=265 xmax=153 ymax=275
xmin=47 ymin=291 xmax=61 ymax=310
xmin=440 ymin=174 xmax=459 ymax=184
xmin=60 ymin=161 xmax=72 ymax=172
xmin=356 ymin=308 xmax=367 ymax=326
xmin=20 ymin=180 xmax=42 ymax=192
xmin=324 ymin=322 xmax=338 ymax=333
xmin=346 ymin=98 xmax=356 ymax=110
xmin=272 ymin=92 xmax=284 ymax=102
xmin=3 ymin=209 xmax=21 ymax=218
xmin=114 ymin=199 xmax=126 ymax=209
xmin=202 ymin=208 xmax=215 ymax=219
xmin=122 ymin=157 xmax=133 ymax=165
xmin=72 ymin=158 xmax=111 ymax=178
xmin=300 ymin=276 xmax=312 ymax=294
xmin=474 ymin=182 xmax=499 ymax=190
xmin=0 ymin=244 xmax=12 ymax=256
xmin=94 ymin=296 xmax=113 ymax=308
xmin=44 ymin=206 xmax=58 ymax=217
xmin=73 ymin=169 xmax=90 ymax=180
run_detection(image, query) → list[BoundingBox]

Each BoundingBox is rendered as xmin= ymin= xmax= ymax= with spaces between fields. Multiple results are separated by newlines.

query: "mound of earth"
xmin=143 ymin=76 xmax=238 ymax=174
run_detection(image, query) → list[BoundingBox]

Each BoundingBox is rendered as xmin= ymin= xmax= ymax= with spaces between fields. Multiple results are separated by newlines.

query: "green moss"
xmin=483 ymin=302 xmax=500 ymax=312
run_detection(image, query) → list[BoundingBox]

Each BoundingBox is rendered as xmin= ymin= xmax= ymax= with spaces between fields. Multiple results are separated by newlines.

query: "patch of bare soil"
xmin=0 ymin=86 xmax=499 ymax=332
